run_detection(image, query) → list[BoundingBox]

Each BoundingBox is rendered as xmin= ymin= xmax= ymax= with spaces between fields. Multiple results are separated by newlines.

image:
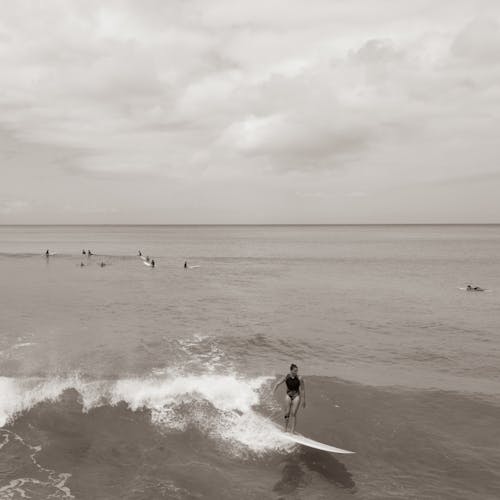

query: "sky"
xmin=1 ymin=0 xmax=499 ymax=224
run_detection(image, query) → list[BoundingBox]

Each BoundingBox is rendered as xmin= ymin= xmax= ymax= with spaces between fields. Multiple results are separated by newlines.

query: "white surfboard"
xmin=143 ymin=261 xmax=152 ymax=267
xmin=189 ymin=265 xmax=200 ymax=269
xmin=280 ymin=432 xmax=355 ymax=454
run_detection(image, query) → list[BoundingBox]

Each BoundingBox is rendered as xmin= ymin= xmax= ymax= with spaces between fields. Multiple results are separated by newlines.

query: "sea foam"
xmin=0 ymin=373 xmax=294 ymax=455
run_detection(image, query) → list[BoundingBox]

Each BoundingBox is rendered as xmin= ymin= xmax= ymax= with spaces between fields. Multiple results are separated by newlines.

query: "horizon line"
xmin=1 ymin=223 xmax=500 ymax=227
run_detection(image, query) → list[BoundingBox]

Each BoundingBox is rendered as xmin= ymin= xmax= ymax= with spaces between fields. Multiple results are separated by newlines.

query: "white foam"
xmin=175 ymin=335 xmax=231 ymax=372
xmin=0 ymin=375 xmax=103 ymax=426
xmin=12 ymin=343 xmax=36 ymax=349
xmin=108 ymin=373 xmax=294 ymax=454
xmin=210 ymin=409 xmax=293 ymax=454
xmin=0 ymin=377 xmax=67 ymax=427
xmin=0 ymin=373 xmax=295 ymax=456
xmin=0 ymin=429 xmax=74 ymax=499
xmin=110 ymin=374 xmax=263 ymax=413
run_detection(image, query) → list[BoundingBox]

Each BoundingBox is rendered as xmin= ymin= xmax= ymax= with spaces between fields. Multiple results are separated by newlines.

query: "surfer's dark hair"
xmin=290 ymin=363 xmax=298 ymax=371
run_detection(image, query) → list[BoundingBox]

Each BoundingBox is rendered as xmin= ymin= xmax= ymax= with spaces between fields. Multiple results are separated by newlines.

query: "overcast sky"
xmin=1 ymin=0 xmax=499 ymax=223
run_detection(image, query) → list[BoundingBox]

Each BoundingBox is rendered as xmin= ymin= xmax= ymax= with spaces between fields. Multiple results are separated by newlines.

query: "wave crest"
xmin=0 ymin=373 xmax=293 ymax=455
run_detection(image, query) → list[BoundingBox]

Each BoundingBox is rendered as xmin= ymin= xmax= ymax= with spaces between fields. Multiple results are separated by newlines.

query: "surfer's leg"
xmin=284 ymin=395 xmax=292 ymax=431
xmin=289 ymin=395 xmax=300 ymax=434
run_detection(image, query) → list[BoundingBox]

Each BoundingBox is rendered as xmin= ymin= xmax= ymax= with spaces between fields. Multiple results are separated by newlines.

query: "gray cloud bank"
xmin=1 ymin=0 xmax=499 ymax=223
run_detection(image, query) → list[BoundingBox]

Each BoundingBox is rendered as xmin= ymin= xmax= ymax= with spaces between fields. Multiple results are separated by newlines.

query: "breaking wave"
xmin=0 ymin=372 xmax=294 ymax=456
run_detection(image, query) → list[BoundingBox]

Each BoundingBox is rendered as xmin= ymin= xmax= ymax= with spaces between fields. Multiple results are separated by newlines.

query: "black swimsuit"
xmin=285 ymin=374 xmax=300 ymax=400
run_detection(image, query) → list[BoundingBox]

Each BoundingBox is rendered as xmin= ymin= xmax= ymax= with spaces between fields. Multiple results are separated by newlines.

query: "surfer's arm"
xmin=301 ymin=378 xmax=306 ymax=408
xmin=273 ymin=376 xmax=285 ymax=392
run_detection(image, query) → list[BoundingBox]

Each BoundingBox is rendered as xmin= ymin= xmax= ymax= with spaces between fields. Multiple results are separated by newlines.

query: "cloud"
xmin=220 ymin=110 xmax=373 ymax=171
xmin=451 ymin=18 xmax=500 ymax=63
xmin=0 ymin=1 xmax=500 ymax=222
xmin=0 ymin=200 xmax=29 ymax=215
xmin=1 ymin=3 xmax=499 ymax=173
xmin=353 ymin=39 xmax=405 ymax=64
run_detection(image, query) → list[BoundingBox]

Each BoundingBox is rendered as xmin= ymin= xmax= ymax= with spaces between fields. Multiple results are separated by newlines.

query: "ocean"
xmin=0 ymin=225 xmax=499 ymax=499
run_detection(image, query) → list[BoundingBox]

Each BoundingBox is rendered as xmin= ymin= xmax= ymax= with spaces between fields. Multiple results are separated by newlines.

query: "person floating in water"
xmin=45 ymin=249 xmax=50 ymax=257
xmin=273 ymin=364 xmax=306 ymax=433
xmin=184 ymin=261 xmax=188 ymax=269
xmin=151 ymin=259 xmax=155 ymax=268
xmin=466 ymin=284 xmax=484 ymax=292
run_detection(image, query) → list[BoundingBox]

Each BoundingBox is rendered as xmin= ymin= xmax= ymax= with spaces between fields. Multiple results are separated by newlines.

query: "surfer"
xmin=466 ymin=284 xmax=484 ymax=292
xmin=138 ymin=250 xmax=142 ymax=257
xmin=184 ymin=260 xmax=188 ymax=269
xmin=45 ymin=249 xmax=50 ymax=257
xmin=82 ymin=249 xmax=86 ymax=255
xmin=273 ymin=364 xmax=306 ymax=433
xmin=151 ymin=259 xmax=155 ymax=268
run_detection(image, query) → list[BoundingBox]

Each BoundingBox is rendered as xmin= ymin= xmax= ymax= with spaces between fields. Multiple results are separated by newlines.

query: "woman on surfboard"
xmin=273 ymin=364 xmax=306 ymax=434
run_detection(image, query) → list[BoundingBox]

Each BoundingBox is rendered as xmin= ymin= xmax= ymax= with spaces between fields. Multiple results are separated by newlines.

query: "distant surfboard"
xmin=280 ymin=432 xmax=354 ymax=454
xmin=458 ymin=287 xmax=489 ymax=292
xmin=143 ymin=261 xmax=152 ymax=267
xmin=189 ymin=265 xmax=200 ymax=269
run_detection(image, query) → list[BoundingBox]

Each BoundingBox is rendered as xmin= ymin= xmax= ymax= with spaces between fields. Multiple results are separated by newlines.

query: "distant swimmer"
xmin=273 ymin=364 xmax=306 ymax=434
xmin=88 ymin=250 xmax=93 ymax=256
xmin=184 ymin=261 xmax=188 ymax=269
xmin=138 ymin=250 xmax=142 ymax=257
xmin=80 ymin=262 xmax=85 ymax=267
xmin=466 ymin=284 xmax=484 ymax=292
xmin=151 ymin=259 xmax=155 ymax=268
xmin=100 ymin=262 xmax=106 ymax=267
xmin=82 ymin=249 xmax=86 ymax=255
xmin=45 ymin=249 xmax=50 ymax=257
